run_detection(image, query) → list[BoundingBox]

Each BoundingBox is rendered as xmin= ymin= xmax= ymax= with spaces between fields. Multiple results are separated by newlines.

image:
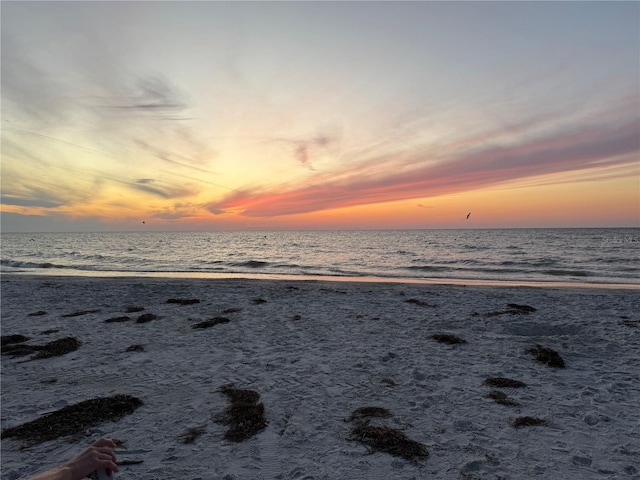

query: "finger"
xmin=105 ymin=460 xmax=120 ymax=473
xmin=95 ymin=457 xmax=119 ymax=474
xmin=94 ymin=446 xmax=117 ymax=460
xmin=97 ymin=452 xmax=117 ymax=471
xmin=93 ymin=438 xmax=117 ymax=449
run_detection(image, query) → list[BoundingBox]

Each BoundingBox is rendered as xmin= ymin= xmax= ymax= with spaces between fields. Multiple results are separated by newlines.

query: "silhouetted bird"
xmin=466 ymin=212 xmax=471 ymax=219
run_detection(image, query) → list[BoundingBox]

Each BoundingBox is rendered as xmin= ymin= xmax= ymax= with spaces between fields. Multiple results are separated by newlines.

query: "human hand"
xmin=62 ymin=438 xmax=119 ymax=480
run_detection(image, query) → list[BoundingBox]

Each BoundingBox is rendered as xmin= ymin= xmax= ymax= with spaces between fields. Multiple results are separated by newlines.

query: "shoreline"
xmin=3 ymin=270 xmax=639 ymax=291
xmin=2 ymin=275 xmax=639 ymax=479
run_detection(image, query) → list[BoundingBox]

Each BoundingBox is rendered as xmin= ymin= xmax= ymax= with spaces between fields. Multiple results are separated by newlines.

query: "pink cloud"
xmin=205 ymin=114 xmax=639 ymax=218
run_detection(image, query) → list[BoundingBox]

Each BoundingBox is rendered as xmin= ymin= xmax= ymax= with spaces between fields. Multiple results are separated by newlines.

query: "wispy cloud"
xmin=272 ymin=132 xmax=340 ymax=170
xmin=206 ymin=112 xmax=639 ymax=217
xmin=127 ymin=178 xmax=197 ymax=200
xmin=0 ymin=193 xmax=63 ymax=209
xmin=288 ymin=133 xmax=339 ymax=170
xmin=97 ymin=75 xmax=189 ymax=118
xmin=1 ymin=39 xmax=216 ymax=211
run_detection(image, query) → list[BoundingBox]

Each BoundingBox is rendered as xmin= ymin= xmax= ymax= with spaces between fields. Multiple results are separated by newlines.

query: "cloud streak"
xmin=127 ymin=178 xmax=197 ymax=200
xmin=206 ymin=114 xmax=639 ymax=217
xmin=98 ymin=75 xmax=189 ymax=116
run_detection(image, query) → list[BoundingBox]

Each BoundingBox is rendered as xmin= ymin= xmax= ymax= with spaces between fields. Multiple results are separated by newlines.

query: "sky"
xmin=1 ymin=1 xmax=639 ymax=232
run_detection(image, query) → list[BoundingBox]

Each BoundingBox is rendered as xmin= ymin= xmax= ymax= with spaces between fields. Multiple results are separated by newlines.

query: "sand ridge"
xmin=1 ymin=275 xmax=639 ymax=479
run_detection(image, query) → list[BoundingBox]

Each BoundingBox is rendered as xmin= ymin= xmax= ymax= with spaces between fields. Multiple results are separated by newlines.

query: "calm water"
xmin=1 ymin=229 xmax=638 ymax=286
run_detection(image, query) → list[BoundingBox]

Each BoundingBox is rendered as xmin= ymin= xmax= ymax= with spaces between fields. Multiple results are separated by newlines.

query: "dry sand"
xmin=1 ymin=275 xmax=639 ymax=479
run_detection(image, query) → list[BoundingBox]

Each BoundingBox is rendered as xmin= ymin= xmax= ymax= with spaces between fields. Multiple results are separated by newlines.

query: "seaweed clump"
xmin=512 ymin=416 xmax=547 ymax=429
xmin=105 ymin=316 xmax=131 ymax=323
xmin=1 ymin=335 xmax=30 ymax=346
xmin=506 ymin=304 xmax=537 ymax=314
xmin=431 ymin=333 xmax=467 ymax=345
xmin=177 ymin=425 xmax=207 ymax=444
xmin=217 ymin=385 xmax=267 ymax=442
xmin=1 ymin=337 xmax=80 ymax=361
xmin=527 ymin=345 xmax=565 ymax=368
xmin=346 ymin=406 xmax=428 ymax=461
xmin=167 ymin=298 xmax=200 ymax=306
xmin=483 ymin=377 xmax=527 ymax=388
xmin=1 ymin=394 xmax=143 ymax=445
xmin=136 ymin=313 xmax=157 ymax=324
xmin=484 ymin=304 xmax=537 ymax=317
xmin=192 ymin=317 xmax=230 ymax=329
xmin=31 ymin=338 xmax=80 ymax=360
xmin=405 ymin=299 xmax=435 ymax=307
xmin=61 ymin=309 xmax=101 ymax=318
xmin=349 ymin=424 xmax=428 ymax=461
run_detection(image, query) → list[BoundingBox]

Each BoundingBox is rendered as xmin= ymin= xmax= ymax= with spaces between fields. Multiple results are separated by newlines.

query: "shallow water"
xmin=1 ymin=228 xmax=638 ymax=286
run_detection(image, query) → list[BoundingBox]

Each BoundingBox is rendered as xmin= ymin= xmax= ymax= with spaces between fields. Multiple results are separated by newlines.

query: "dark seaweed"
xmin=432 ymin=333 xmax=467 ymax=345
xmin=217 ymin=385 xmax=267 ymax=442
xmin=1 ymin=395 xmax=143 ymax=445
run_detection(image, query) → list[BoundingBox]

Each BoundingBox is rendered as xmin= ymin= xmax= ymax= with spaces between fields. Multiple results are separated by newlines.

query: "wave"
xmin=1 ymin=229 xmax=637 ymax=285
xmin=500 ymin=258 xmax=559 ymax=267
xmin=544 ymin=269 xmax=589 ymax=277
xmin=407 ymin=265 xmax=452 ymax=272
xmin=1 ymin=259 xmax=67 ymax=270
xmin=232 ymin=260 xmax=270 ymax=268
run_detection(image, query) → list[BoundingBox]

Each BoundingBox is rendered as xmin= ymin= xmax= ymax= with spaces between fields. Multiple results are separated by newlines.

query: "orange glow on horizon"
xmin=3 ymin=167 xmax=637 ymax=231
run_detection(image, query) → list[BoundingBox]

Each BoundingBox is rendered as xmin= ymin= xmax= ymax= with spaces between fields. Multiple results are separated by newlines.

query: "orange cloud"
xmin=205 ymin=116 xmax=639 ymax=219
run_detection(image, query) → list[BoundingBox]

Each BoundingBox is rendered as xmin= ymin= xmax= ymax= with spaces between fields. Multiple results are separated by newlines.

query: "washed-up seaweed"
xmin=512 ymin=416 xmax=547 ymax=428
xmin=1 ymin=343 xmax=40 ymax=358
xmin=431 ymin=333 xmax=467 ymax=345
xmin=221 ymin=307 xmax=242 ymax=314
xmin=527 ymin=345 xmax=565 ymax=368
xmin=167 ymin=298 xmax=200 ymax=306
xmin=483 ymin=377 xmax=527 ymax=388
xmin=177 ymin=425 xmax=207 ymax=444
xmin=1 ymin=335 xmax=30 ymax=346
xmin=2 ymin=337 xmax=80 ymax=361
xmin=405 ymin=298 xmax=435 ymax=307
xmin=346 ymin=406 xmax=428 ymax=461
xmin=1 ymin=395 xmax=143 ymax=445
xmin=506 ymin=304 xmax=537 ymax=313
xmin=61 ymin=309 xmax=101 ymax=318
xmin=217 ymin=385 xmax=267 ymax=442
xmin=192 ymin=317 xmax=230 ymax=329
xmin=105 ymin=316 xmax=131 ymax=323
xmin=30 ymin=338 xmax=80 ymax=360
xmin=349 ymin=424 xmax=428 ymax=461
xmin=136 ymin=313 xmax=157 ymax=324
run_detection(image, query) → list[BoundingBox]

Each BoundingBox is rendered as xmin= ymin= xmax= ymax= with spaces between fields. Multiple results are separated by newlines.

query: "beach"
xmin=1 ymin=275 xmax=639 ymax=479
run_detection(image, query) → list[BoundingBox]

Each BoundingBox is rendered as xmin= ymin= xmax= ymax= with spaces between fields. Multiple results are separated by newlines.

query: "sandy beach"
xmin=1 ymin=275 xmax=639 ymax=479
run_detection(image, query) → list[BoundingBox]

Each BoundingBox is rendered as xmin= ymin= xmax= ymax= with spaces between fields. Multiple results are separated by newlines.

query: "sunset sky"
xmin=1 ymin=1 xmax=639 ymax=232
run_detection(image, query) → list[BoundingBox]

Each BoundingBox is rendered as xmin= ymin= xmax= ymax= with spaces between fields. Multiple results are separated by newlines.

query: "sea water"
xmin=1 ymin=229 xmax=638 ymax=286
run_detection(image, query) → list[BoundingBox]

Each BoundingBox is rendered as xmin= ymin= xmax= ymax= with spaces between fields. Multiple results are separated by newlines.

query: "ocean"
xmin=1 ymin=228 xmax=638 ymax=287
